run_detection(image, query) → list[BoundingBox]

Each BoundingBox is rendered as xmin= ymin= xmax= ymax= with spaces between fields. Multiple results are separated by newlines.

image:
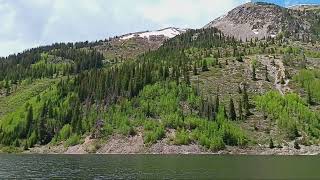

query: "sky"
xmin=0 ymin=0 xmax=319 ymax=57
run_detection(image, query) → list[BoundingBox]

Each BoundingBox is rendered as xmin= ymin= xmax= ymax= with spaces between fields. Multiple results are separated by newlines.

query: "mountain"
xmin=204 ymin=2 xmax=320 ymax=41
xmin=1 ymin=2 xmax=320 ymax=155
xmin=92 ymin=27 xmax=186 ymax=60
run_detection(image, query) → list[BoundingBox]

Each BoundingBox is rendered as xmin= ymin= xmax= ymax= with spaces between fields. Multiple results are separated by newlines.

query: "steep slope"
xmin=204 ymin=2 xmax=316 ymax=40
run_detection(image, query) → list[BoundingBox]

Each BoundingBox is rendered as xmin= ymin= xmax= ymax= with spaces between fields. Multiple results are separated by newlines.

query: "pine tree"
xmin=164 ymin=66 xmax=169 ymax=80
xmin=252 ymin=64 xmax=256 ymax=81
xmin=264 ymin=65 xmax=269 ymax=81
xmin=236 ymin=56 xmax=243 ymax=62
xmin=280 ymin=77 xmax=285 ymax=84
xmin=294 ymin=140 xmax=300 ymax=149
xmin=25 ymin=105 xmax=33 ymax=137
xmin=24 ymin=141 xmax=29 ymax=150
xmin=236 ymin=85 xmax=241 ymax=95
xmin=238 ymin=99 xmax=243 ymax=121
xmin=202 ymin=59 xmax=209 ymax=71
xmin=206 ymin=97 xmax=212 ymax=121
xmin=4 ymin=79 xmax=10 ymax=96
xmin=214 ymin=94 xmax=220 ymax=114
xmin=269 ymin=138 xmax=275 ymax=149
xmin=193 ymin=63 xmax=198 ymax=75
xmin=302 ymin=53 xmax=307 ymax=69
xmin=229 ymin=99 xmax=236 ymax=121
xmin=307 ymin=85 xmax=313 ymax=105
xmin=38 ymin=117 xmax=46 ymax=145
xmin=146 ymin=102 xmax=151 ymax=117
xmin=243 ymin=84 xmax=250 ymax=117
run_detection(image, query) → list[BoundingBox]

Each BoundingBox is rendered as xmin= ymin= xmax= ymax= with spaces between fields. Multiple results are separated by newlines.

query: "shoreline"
xmin=19 ymin=135 xmax=320 ymax=155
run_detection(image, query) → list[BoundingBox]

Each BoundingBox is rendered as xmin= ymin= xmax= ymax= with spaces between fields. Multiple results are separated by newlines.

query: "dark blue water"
xmin=0 ymin=154 xmax=320 ymax=179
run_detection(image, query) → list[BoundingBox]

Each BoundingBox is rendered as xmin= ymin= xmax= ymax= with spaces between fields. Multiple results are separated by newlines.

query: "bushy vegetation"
xmin=64 ymin=134 xmax=81 ymax=147
xmin=143 ymin=121 xmax=165 ymax=144
xmin=255 ymin=91 xmax=320 ymax=141
xmin=294 ymin=69 xmax=320 ymax=103
xmin=174 ymin=128 xmax=190 ymax=145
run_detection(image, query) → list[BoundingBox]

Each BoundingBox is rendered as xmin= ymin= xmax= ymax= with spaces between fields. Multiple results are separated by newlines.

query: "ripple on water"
xmin=1 ymin=154 xmax=320 ymax=179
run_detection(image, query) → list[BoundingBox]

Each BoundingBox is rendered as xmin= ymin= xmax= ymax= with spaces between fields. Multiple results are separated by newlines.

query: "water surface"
xmin=0 ymin=154 xmax=319 ymax=179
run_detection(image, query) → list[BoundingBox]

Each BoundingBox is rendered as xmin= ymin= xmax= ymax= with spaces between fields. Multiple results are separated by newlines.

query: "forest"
xmin=0 ymin=26 xmax=319 ymax=153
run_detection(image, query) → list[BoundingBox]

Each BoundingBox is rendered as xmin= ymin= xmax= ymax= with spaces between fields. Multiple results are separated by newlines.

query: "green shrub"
xmin=27 ymin=131 xmax=38 ymax=148
xmin=0 ymin=146 xmax=22 ymax=153
xmin=209 ymin=136 xmax=225 ymax=152
xmin=255 ymin=91 xmax=320 ymax=141
xmin=64 ymin=134 xmax=81 ymax=147
xmin=143 ymin=126 xmax=165 ymax=144
xmin=101 ymin=124 xmax=113 ymax=137
xmin=174 ymin=129 xmax=190 ymax=145
xmin=162 ymin=113 xmax=184 ymax=129
xmin=118 ymin=124 xmax=135 ymax=136
xmin=58 ymin=124 xmax=72 ymax=141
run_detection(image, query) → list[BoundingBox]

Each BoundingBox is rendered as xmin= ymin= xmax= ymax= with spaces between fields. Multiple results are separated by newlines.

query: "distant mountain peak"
xmin=204 ymin=2 xmax=315 ymax=40
xmin=119 ymin=27 xmax=186 ymax=41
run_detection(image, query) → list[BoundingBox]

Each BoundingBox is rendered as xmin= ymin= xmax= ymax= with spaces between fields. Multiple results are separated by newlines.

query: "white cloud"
xmin=138 ymin=0 xmax=244 ymax=28
xmin=0 ymin=0 xmax=246 ymax=57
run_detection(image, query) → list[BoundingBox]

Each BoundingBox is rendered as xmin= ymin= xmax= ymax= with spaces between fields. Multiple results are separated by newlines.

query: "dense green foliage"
xmin=255 ymin=91 xmax=320 ymax=141
xmin=294 ymin=69 xmax=320 ymax=103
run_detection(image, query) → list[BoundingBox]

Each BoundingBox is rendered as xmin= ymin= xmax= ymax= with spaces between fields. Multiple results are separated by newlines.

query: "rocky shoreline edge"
xmin=22 ymin=135 xmax=320 ymax=155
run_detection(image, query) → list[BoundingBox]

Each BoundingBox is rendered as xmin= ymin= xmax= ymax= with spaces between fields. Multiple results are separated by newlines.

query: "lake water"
xmin=0 ymin=154 xmax=319 ymax=179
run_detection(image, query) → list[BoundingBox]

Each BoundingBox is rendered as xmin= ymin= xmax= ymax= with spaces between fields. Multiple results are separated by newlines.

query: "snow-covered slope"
xmin=120 ymin=27 xmax=186 ymax=40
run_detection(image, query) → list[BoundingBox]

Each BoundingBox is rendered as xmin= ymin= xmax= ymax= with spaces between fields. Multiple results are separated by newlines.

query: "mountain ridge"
xmin=204 ymin=2 xmax=319 ymax=41
xmin=0 ymin=2 xmax=320 ymax=155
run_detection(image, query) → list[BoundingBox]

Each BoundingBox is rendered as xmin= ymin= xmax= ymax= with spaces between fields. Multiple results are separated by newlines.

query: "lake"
xmin=0 ymin=154 xmax=319 ymax=179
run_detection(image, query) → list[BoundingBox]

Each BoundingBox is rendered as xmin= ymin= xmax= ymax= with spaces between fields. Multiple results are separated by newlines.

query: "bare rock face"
xmin=204 ymin=2 xmax=312 ymax=40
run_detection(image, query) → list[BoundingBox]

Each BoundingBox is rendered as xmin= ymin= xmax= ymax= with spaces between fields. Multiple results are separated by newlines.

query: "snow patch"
xmin=120 ymin=28 xmax=185 ymax=40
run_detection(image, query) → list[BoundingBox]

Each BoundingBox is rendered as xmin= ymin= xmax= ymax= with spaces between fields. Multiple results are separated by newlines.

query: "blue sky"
xmin=253 ymin=0 xmax=320 ymax=6
xmin=0 ymin=0 xmax=319 ymax=57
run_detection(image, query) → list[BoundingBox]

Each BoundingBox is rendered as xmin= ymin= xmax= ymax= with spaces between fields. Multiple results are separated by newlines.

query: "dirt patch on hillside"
xmin=97 ymin=134 xmax=146 ymax=154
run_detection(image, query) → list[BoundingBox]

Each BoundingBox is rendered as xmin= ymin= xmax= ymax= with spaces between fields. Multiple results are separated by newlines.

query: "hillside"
xmin=92 ymin=27 xmax=186 ymax=61
xmin=0 ymin=3 xmax=320 ymax=155
xmin=205 ymin=2 xmax=320 ymax=41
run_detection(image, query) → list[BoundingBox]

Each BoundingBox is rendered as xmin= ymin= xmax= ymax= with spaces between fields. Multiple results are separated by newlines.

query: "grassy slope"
xmin=189 ymin=43 xmax=320 ymax=146
xmin=0 ymin=79 xmax=56 ymax=119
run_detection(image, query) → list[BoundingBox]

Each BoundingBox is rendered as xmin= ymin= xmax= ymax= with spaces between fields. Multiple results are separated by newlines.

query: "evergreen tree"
xmin=243 ymin=84 xmax=250 ymax=117
xmin=236 ymin=56 xmax=243 ymax=62
xmin=269 ymin=138 xmax=275 ymax=149
xmin=24 ymin=141 xmax=29 ymax=150
xmin=280 ymin=77 xmax=285 ymax=85
xmin=214 ymin=94 xmax=220 ymax=114
xmin=238 ymin=99 xmax=243 ymax=121
xmin=25 ymin=105 xmax=33 ymax=137
xmin=193 ymin=63 xmax=198 ymax=75
xmin=264 ymin=65 xmax=269 ymax=81
xmin=38 ymin=117 xmax=46 ymax=145
xmin=307 ymin=85 xmax=313 ymax=105
xmin=228 ymin=98 xmax=236 ymax=121
xmin=294 ymin=140 xmax=300 ymax=149
xmin=4 ymin=79 xmax=10 ymax=96
xmin=252 ymin=64 xmax=256 ymax=81
xmin=202 ymin=59 xmax=209 ymax=72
